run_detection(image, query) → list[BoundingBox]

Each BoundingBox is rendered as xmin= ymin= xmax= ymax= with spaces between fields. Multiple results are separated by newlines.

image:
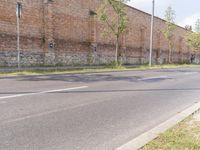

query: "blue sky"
xmin=127 ymin=0 xmax=200 ymax=29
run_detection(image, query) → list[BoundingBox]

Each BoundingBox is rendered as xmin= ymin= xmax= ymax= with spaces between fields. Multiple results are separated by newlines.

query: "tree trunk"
xmin=168 ymin=41 xmax=172 ymax=63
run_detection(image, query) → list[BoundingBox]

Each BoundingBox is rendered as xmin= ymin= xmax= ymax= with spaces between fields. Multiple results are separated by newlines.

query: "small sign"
xmin=48 ymin=42 xmax=54 ymax=49
xmin=16 ymin=2 xmax=22 ymax=18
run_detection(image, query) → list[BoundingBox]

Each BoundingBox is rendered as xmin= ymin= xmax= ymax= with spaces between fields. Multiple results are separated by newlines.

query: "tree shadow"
xmin=155 ymin=69 xmax=200 ymax=73
xmin=7 ymin=73 xmax=174 ymax=83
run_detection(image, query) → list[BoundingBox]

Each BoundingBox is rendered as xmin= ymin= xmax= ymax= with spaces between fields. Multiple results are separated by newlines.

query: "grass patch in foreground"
xmin=140 ymin=111 xmax=200 ymax=150
xmin=0 ymin=64 xmax=199 ymax=77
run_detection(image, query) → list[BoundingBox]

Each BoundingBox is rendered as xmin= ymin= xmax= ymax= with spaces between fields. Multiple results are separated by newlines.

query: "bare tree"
xmin=163 ymin=6 xmax=176 ymax=64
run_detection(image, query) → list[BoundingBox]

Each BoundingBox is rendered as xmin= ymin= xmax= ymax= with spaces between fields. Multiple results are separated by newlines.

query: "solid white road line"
xmin=0 ymin=86 xmax=88 ymax=100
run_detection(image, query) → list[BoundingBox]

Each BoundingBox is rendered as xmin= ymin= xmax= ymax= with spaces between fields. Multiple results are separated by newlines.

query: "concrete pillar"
xmin=140 ymin=26 xmax=146 ymax=64
xmin=195 ymin=50 xmax=200 ymax=64
xmin=187 ymin=46 xmax=191 ymax=62
xmin=156 ymin=31 xmax=162 ymax=64
xmin=178 ymin=37 xmax=183 ymax=63
xmin=89 ymin=9 xmax=97 ymax=65
xmin=119 ymin=33 xmax=127 ymax=64
xmin=43 ymin=0 xmax=55 ymax=65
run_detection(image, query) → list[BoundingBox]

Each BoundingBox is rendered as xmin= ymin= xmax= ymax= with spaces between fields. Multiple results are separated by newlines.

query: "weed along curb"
xmin=116 ymin=101 xmax=200 ymax=150
xmin=0 ymin=65 xmax=200 ymax=77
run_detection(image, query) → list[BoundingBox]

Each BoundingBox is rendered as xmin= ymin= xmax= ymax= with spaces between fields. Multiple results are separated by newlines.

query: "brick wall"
xmin=0 ymin=0 xmax=198 ymax=66
xmin=0 ymin=0 xmax=44 ymax=66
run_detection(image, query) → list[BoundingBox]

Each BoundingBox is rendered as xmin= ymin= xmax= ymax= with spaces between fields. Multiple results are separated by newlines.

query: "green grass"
xmin=0 ymin=64 xmax=199 ymax=77
xmin=140 ymin=111 xmax=200 ymax=150
xmin=136 ymin=64 xmax=200 ymax=69
xmin=0 ymin=67 xmax=126 ymax=77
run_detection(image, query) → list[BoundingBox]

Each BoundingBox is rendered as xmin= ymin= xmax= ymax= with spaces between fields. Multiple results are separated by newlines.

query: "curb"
xmin=116 ymin=101 xmax=200 ymax=150
xmin=0 ymin=68 xmax=151 ymax=79
xmin=1 ymin=66 xmax=199 ymax=79
xmin=0 ymin=65 xmax=141 ymax=72
xmin=0 ymin=67 xmax=167 ymax=79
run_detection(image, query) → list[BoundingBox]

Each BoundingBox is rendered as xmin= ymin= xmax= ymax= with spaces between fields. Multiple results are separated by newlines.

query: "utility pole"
xmin=16 ymin=2 xmax=22 ymax=71
xmin=149 ymin=0 xmax=155 ymax=67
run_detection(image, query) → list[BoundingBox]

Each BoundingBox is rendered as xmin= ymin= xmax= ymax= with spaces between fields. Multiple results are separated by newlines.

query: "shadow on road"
xmin=5 ymin=73 xmax=174 ymax=83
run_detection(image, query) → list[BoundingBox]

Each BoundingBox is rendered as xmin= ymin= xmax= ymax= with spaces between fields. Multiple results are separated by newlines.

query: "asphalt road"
xmin=0 ymin=67 xmax=200 ymax=150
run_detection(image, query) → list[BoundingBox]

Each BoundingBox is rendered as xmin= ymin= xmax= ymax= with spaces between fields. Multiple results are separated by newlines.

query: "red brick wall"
xmin=0 ymin=0 xmax=44 ymax=66
xmin=0 ymin=0 xmax=44 ymax=50
xmin=0 ymin=0 xmax=197 ymax=66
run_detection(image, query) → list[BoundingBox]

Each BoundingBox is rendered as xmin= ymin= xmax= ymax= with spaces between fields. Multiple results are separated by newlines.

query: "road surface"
xmin=0 ymin=67 xmax=200 ymax=150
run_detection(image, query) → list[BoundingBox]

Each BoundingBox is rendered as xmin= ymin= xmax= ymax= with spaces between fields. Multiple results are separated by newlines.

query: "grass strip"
xmin=0 ymin=64 xmax=199 ymax=77
xmin=140 ymin=111 xmax=200 ymax=150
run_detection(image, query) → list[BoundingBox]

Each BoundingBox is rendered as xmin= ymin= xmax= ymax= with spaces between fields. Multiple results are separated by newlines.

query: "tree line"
xmin=97 ymin=0 xmax=200 ymax=65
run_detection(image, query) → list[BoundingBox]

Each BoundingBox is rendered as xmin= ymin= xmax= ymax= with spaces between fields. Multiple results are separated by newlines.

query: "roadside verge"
xmin=116 ymin=100 xmax=200 ymax=150
xmin=0 ymin=64 xmax=200 ymax=77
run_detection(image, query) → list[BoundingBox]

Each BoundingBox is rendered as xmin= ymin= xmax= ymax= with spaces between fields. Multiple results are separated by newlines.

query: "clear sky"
xmin=127 ymin=0 xmax=200 ymax=29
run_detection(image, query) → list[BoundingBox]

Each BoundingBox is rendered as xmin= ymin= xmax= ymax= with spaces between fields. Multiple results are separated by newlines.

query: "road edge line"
xmin=116 ymin=101 xmax=200 ymax=150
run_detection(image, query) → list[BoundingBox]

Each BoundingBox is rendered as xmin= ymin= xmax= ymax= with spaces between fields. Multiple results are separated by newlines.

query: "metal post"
xmin=16 ymin=2 xmax=22 ymax=71
xmin=149 ymin=0 xmax=155 ymax=67
xmin=17 ymin=14 xmax=20 ymax=70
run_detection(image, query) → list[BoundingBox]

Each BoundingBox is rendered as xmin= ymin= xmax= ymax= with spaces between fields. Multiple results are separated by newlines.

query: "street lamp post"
xmin=16 ymin=2 xmax=22 ymax=71
xmin=149 ymin=0 xmax=155 ymax=67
